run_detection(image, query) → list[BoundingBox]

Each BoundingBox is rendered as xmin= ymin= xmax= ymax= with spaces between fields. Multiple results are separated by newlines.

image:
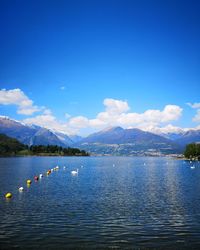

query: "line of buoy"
xmin=4 ymin=164 xmax=64 ymax=199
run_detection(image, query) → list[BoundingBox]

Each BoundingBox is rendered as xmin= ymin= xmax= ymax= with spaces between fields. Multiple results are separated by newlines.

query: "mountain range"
xmin=0 ymin=116 xmax=200 ymax=156
xmin=75 ymin=126 xmax=182 ymax=156
xmin=0 ymin=116 xmax=74 ymax=147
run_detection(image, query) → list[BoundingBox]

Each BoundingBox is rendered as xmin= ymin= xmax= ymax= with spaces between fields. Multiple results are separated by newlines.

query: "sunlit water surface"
xmin=1 ymin=156 xmax=200 ymax=249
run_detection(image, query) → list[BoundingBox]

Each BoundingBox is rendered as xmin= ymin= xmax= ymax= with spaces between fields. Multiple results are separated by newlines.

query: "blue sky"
xmin=0 ymin=0 xmax=200 ymax=135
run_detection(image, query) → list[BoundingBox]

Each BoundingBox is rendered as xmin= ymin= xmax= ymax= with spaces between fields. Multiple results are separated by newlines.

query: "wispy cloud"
xmin=193 ymin=109 xmax=200 ymax=122
xmin=187 ymin=102 xmax=200 ymax=123
xmin=23 ymin=110 xmax=77 ymax=135
xmin=0 ymin=88 xmax=40 ymax=115
xmin=65 ymin=113 xmax=71 ymax=119
xmin=186 ymin=102 xmax=200 ymax=109
xmin=60 ymin=86 xmax=66 ymax=90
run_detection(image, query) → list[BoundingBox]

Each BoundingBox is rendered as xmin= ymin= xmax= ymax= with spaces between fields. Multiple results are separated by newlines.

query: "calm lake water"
xmin=0 ymin=156 xmax=200 ymax=249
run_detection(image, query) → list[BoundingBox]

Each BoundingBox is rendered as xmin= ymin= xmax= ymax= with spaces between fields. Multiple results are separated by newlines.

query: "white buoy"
xmin=51 ymin=168 xmax=54 ymax=172
xmin=191 ymin=166 xmax=195 ymax=169
xmin=39 ymin=174 xmax=43 ymax=178
xmin=19 ymin=187 xmax=24 ymax=192
xmin=63 ymin=166 xmax=66 ymax=169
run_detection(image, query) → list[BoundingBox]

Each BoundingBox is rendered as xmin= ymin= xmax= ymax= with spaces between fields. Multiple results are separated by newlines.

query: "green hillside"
xmin=0 ymin=133 xmax=27 ymax=155
xmin=0 ymin=133 xmax=89 ymax=156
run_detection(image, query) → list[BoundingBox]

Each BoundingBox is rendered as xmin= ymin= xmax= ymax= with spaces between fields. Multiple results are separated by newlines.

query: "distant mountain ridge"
xmin=1 ymin=116 xmax=200 ymax=155
xmin=79 ymin=126 xmax=178 ymax=145
xmin=175 ymin=130 xmax=200 ymax=146
xmin=76 ymin=126 xmax=182 ymax=155
xmin=0 ymin=116 xmax=72 ymax=147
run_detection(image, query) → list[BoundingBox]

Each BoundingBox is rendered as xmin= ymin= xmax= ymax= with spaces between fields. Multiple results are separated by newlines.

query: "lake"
xmin=0 ymin=156 xmax=200 ymax=249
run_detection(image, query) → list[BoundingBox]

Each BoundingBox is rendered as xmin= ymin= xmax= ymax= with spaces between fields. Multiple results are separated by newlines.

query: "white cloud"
xmin=89 ymin=118 xmax=106 ymax=128
xmin=0 ymin=88 xmax=40 ymax=115
xmin=104 ymin=98 xmax=130 ymax=114
xmin=161 ymin=105 xmax=183 ymax=122
xmin=18 ymin=106 xmax=40 ymax=115
xmin=144 ymin=124 xmax=185 ymax=135
xmin=60 ymin=86 xmax=65 ymax=90
xmin=187 ymin=102 xmax=200 ymax=124
xmin=66 ymin=99 xmax=183 ymax=133
xmin=187 ymin=102 xmax=200 ymax=109
xmin=24 ymin=113 xmax=55 ymax=125
xmin=23 ymin=112 xmax=78 ymax=135
xmin=68 ymin=116 xmax=89 ymax=128
xmin=43 ymin=109 xmax=52 ymax=115
xmin=1 ymin=90 xmax=185 ymax=135
xmin=193 ymin=109 xmax=200 ymax=122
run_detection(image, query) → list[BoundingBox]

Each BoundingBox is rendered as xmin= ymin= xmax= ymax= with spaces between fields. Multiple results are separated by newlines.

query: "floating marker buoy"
xmin=63 ymin=166 xmax=66 ymax=169
xmin=51 ymin=168 xmax=54 ymax=172
xmin=5 ymin=192 xmax=12 ymax=198
xmin=26 ymin=179 xmax=32 ymax=185
xmin=46 ymin=170 xmax=51 ymax=175
xmin=19 ymin=187 xmax=24 ymax=192
xmin=191 ymin=166 xmax=195 ymax=169
xmin=39 ymin=174 xmax=43 ymax=178
xmin=34 ymin=176 xmax=39 ymax=181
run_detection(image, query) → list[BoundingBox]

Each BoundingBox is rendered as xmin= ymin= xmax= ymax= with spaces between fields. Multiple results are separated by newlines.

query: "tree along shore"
xmin=184 ymin=143 xmax=200 ymax=160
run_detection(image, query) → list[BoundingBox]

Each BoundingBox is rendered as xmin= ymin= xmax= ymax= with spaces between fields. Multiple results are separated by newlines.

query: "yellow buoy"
xmin=26 ymin=179 xmax=32 ymax=185
xmin=5 ymin=192 xmax=12 ymax=198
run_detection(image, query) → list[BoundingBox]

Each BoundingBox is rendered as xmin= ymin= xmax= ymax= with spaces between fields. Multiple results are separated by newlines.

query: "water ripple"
xmin=1 ymin=157 xmax=200 ymax=249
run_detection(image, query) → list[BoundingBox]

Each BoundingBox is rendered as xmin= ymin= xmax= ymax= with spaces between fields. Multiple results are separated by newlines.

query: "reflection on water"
xmin=0 ymin=156 xmax=200 ymax=249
